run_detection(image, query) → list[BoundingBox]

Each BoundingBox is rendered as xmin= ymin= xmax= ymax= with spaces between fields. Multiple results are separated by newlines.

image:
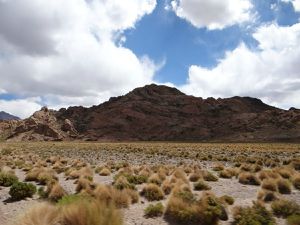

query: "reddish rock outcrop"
xmin=1 ymin=84 xmax=300 ymax=142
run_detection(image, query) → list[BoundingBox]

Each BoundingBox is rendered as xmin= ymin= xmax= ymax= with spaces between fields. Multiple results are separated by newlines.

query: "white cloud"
xmin=181 ymin=22 xmax=300 ymax=109
xmin=170 ymin=0 xmax=253 ymax=29
xmin=0 ymin=97 xmax=42 ymax=118
xmin=281 ymin=0 xmax=300 ymax=12
xmin=0 ymin=0 xmax=158 ymax=117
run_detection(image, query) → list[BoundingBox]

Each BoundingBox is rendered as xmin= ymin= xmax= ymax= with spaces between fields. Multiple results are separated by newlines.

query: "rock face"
xmin=6 ymin=107 xmax=78 ymax=141
xmin=0 ymin=111 xmax=20 ymax=120
xmin=1 ymin=84 xmax=300 ymax=142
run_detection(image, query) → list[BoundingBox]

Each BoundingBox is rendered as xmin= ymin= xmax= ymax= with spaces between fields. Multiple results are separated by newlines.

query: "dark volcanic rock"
xmin=2 ymin=84 xmax=300 ymax=142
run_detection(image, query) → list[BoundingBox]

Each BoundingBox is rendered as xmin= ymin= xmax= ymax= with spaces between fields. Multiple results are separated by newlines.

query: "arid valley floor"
xmin=0 ymin=142 xmax=300 ymax=225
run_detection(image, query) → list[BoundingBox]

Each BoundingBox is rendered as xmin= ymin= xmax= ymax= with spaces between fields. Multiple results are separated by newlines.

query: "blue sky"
xmin=124 ymin=0 xmax=299 ymax=85
xmin=0 ymin=0 xmax=300 ymax=118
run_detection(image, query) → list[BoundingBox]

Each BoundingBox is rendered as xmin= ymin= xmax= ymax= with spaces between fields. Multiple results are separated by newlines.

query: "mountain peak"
xmin=0 ymin=111 xmax=20 ymax=121
xmin=128 ymin=84 xmax=185 ymax=98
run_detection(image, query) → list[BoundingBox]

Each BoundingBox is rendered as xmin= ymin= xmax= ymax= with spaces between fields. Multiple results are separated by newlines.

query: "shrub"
xmin=141 ymin=183 xmax=164 ymax=201
xmin=0 ymin=171 xmax=18 ymax=187
xmin=271 ymin=199 xmax=300 ymax=218
xmin=287 ymin=214 xmax=300 ymax=225
xmin=126 ymin=174 xmax=148 ymax=185
xmin=9 ymin=182 xmax=36 ymax=200
xmin=238 ymin=172 xmax=260 ymax=185
xmin=144 ymin=202 xmax=164 ymax=217
xmin=277 ymin=178 xmax=292 ymax=194
xmin=232 ymin=202 xmax=275 ymax=225
xmin=194 ymin=180 xmax=211 ymax=191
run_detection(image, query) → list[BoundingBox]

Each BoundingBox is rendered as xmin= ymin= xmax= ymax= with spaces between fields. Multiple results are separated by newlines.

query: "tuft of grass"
xmin=271 ymin=199 xmax=300 ymax=218
xmin=287 ymin=214 xmax=300 ymax=225
xmin=203 ymin=171 xmax=218 ymax=182
xmin=141 ymin=183 xmax=164 ymax=201
xmin=48 ymin=182 xmax=67 ymax=201
xmin=99 ymin=168 xmax=111 ymax=176
xmin=220 ymin=195 xmax=235 ymax=205
xmin=232 ymin=202 xmax=275 ymax=225
xmin=261 ymin=179 xmax=277 ymax=192
xmin=14 ymin=202 xmax=60 ymax=225
xmin=165 ymin=190 xmax=227 ymax=224
xmin=238 ymin=172 xmax=260 ymax=186
xmin=194 ymin=180 xmax=211 ymax=191
xmin=60 ymin=198 xmax=123 ymax=225
xmin=277 ymin=178 xmax=292 ymax=194
xmin=257 ymin=190 xmax=278 ymax=202
xmin=0 ymin=171 xmax=18 ymax=187
xmin=144 ymin=202 xmax=164 ymax=218
xmin=292 ymin=174 xmax=300 ymax=190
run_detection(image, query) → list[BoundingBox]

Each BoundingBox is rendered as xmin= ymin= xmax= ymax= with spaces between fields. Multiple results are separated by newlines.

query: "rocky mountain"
xmin=0 ymin=111 xmax=20 ymax=121
xmin=1 ymin=84 xmax=300 ymax=142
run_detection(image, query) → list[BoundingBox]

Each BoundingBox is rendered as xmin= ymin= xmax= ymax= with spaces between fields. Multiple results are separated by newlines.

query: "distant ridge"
xmin=1 ymin=84 xmax=300 ymax=142
xmin=0 ymin=111 xmax=20 ymax=121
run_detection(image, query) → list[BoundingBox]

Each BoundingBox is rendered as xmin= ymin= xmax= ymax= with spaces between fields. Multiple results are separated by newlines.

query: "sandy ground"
xmin=1 ymin=167 xmax=299 ymax=225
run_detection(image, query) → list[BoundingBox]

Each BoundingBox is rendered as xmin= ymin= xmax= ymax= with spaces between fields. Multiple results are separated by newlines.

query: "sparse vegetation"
xmin=144 ymin=202 xmax=164 ymax=217
xmin=9 ymin=182 xmax=36 ymax=200
xmin=0 ymin=142 xmax=299 ymax=225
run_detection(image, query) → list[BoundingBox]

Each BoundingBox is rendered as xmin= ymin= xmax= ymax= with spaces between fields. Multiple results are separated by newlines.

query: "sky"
xmin=0 ymin=0 xmax=300 ymax=118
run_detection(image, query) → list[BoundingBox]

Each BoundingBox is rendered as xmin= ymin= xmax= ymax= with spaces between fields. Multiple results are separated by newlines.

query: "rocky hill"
xmin=0 ymin=111 xmax=19 ymax=120
xmin=1 ymin=84 xmax=300 ymax=142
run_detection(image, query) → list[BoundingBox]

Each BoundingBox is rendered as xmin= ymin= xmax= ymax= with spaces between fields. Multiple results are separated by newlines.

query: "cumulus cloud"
xmin=281 ymin=0 xmax=300 ymax=12
xmin=170 ymin=0 xmax=253 ymax=29
xmin=0 ymin=0 xmax=158 ymax=118
xmin=181 ymin=22 xmax=300 ymax=109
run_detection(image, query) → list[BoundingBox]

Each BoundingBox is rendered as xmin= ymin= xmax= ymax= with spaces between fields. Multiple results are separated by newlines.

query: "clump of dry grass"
xmin=148 ymin=173 xmax=162 ymax=185
xmin=165 ymin=189 xmax=227 ymax=224
xmin=61 ymin=198 xmax=123 ymax=225
xmin=48 ymin=182 xmax=67 ymax=201
xmin=14 ymin=202 xmax=60 ymax=225
xmin=99 ymin=168 xmax=111 ymax=176
xmin=203 ymin=170 xmax=218 ymax=182
xmin=238 ymin=172 xmax=260 ymax=185
xmin=271 ymin=199 xmax=300 ymax=218
xmin=258 ymin=170 xmax=280 ymax=181
xmin=141 ymin=183 xmax=164 ymax=201
xmin=212 ymin=163 xmax=224 ymax=171
xmin=277 ymin=178 xmax=292 ymax=194
xmin=219 ymin=168 xmax=236 ymax=179
xmin=257 ymin=189 xmax=278 ymax=202
xmin=75 ymin=176 xmax=94 ymax=194
xmin=261 ymin=179 xmax=278 ymax=192
xmin=292 ymin=174 xmax=300 ymax=190
xmin=189 ymin=171 xmax=202 ymax=182
xmin=162 ymin=179 xmax=174 ymax=195
xmin=194 ymin=179 xmax=211 ymax=191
